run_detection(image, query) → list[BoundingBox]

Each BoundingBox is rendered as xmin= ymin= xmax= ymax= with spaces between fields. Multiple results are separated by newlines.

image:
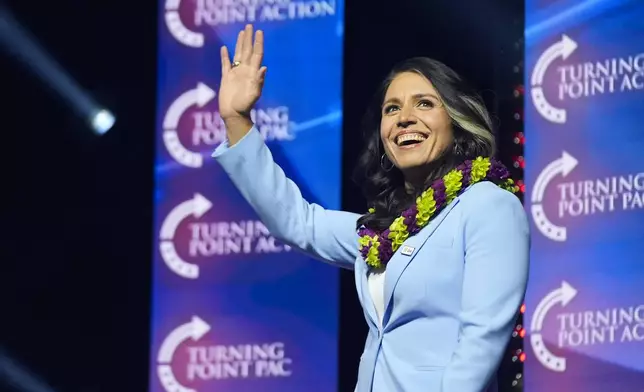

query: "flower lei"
xmin=358 ymin=157 xmax=518 ymax=269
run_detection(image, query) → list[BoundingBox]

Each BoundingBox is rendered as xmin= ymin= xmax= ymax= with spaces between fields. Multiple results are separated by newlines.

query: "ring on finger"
xmin=232 ymin=61 xmax=241 ymax=68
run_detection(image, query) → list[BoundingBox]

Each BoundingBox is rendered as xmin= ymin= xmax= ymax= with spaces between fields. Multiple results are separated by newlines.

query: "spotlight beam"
xmin=0 ymin=5 xmax=115 ymax=134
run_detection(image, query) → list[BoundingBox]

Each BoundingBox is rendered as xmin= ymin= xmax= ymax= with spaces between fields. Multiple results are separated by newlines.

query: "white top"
xmin=367 ymin=270 xmax=386 ymax=327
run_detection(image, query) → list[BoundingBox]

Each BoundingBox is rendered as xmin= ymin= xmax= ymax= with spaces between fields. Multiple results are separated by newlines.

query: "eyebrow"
xmin=383 ymin=93 xmax=439 ymax=106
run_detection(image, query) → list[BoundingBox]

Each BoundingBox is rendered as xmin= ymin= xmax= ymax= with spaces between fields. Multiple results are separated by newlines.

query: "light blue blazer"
xmin=213 ymin=127 xmax=530 ymax=392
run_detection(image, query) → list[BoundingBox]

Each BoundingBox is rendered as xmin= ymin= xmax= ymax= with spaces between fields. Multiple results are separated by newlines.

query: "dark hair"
xmin=354 ymin=57 xmax=496 ymax=231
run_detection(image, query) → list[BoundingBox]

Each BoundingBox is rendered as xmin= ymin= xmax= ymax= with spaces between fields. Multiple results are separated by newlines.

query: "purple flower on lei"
xmin=489 ymin=158 xmax=510 ymax=181
xmin=360 ymin=245 xmax=370 ymax=260
xmin=377 ymin=230 xmax=394 ymax=264
xmin=358 ymin=227 xmax=375 ymax=259
xmin=432 ymin=179 xmax=447 ymax=206
xmin=460 ymin=161 xmax=473 ymax=188
xmin=402 ymin=206 xmax=418 ymax=234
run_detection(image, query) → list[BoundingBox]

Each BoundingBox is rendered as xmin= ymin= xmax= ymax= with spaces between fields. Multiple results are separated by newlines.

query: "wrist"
xmin=223 ymin=115 xmax=254 ymax=146
xmin=223 ymin=114 xmax=251 ymax=125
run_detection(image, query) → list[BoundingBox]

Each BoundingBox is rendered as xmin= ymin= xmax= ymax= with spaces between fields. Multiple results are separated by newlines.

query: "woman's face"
xmin=380 ymin=72 xmax=453 ymax=181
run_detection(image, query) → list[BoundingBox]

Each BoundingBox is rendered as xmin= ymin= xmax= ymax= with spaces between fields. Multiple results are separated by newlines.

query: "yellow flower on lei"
xmin=470 ymin=157 xmax=491 ymax=183
xmin=443 ymin=170 xmax=463 ymax=202
xmin=503 ymin=178 xmax=519 ymax=193
xmin=365 ymin=237 xmax=380 ymax=267
xmin=415 ymin=188 xmax=437 ymax=227
xmin=388 ymin=216 xmax=409 ymax=252
xmin=358 ymin=235 xmax=372 ymax=248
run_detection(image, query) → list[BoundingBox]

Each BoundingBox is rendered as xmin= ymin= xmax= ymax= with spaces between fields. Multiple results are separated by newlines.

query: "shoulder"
xmin=458 ymin=181 xmax=529 ymax=232
xmin=459 ymin=181 xmax=522 ymax=210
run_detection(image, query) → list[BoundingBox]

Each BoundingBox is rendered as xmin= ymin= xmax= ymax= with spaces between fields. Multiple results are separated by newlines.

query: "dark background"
xmin=0 ymin=0 xmax=524 ymax=391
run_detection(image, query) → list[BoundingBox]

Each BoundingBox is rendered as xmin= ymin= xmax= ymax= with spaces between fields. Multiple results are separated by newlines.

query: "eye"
xmin=417 ymin=99 xmax=436 ymax=109
xmin=383 ymin=104 xmax=399 ymax=114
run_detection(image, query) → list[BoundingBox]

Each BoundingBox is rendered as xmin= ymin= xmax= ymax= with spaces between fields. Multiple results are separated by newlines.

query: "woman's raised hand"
xmin=219 ymin=24 xmax=267 ymax=122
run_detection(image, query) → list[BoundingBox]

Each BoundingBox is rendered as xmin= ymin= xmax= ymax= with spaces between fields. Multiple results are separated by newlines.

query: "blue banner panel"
xmin=150 ymin=1 xmax=344 ymax=391
xmin=525 ymin=0 xmax=644 ymax=391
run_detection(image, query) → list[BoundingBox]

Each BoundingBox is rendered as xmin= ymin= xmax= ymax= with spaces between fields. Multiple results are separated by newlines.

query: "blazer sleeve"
xmin=211 ymin=126 xmax=360 ymax=269
xmin=441 ymin=184 xmax=530 ymax=391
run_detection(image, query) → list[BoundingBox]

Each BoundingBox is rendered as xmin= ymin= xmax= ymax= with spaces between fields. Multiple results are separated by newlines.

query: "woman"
xmin=213 ymin=24 xmax=529 ymax=392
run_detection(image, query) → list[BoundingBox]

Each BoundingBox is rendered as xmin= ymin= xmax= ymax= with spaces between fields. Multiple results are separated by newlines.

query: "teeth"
xmin=396 ymin=133 xmax=427 ymax=146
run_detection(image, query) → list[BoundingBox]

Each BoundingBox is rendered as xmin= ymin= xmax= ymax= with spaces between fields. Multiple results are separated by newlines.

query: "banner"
xmin=524 ymin=0 xmax=644 ymax=390
xmin=150 ymin=1 xmax=343 ymax=391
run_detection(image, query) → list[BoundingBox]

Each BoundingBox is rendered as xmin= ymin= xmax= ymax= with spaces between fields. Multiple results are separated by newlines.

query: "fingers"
xmin=257 ymin=66 xmax=267 ymax=81
xmin=241 ymin=24 xmax=253 ymax=63
xmin=256 ymin=66 xmax=268 ymax=90
xmin=250 ymin=30 xmax=264 ymax=69
xmin=233 ymin=30 xmax=244 ymax=63
xmin=220 ymin=46 xmax=231 ymax=74
xmin=231 ymin=25 xmax=263 ymax=70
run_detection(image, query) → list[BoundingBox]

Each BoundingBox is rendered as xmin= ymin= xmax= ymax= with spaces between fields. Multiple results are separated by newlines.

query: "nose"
xmin=397 ymin=105 xmax=416 ymax=128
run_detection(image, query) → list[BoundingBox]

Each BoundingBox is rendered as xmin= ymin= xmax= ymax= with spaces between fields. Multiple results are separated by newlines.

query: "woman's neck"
xmin=402 ymin=151 xmax=465 ymax=193
xmin=403 ymin=166 xmax=432 ymax=193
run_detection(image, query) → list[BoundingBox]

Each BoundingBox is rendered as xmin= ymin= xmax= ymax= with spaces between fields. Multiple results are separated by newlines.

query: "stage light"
xmin=0 ymin=5 xmax=115 ymax=135
xmin=91 ymin=109 xmax=116 ymax=134
xmin=513 ymin=324 xmax=526 ymax=339
xmin=513 ymin=85 xmax=524 ymax=97
xmin=501 ymin=26 xmax=525 ymax=391
xmin=0 ymin=348 xmax=57 ymax=392
xmin=513 ymin=155 xmax=525 ymax=169
xmin=513 ymin=132 xmax=525 ymax=145
xmin=512 ymin=373 xmax=524 ymax=389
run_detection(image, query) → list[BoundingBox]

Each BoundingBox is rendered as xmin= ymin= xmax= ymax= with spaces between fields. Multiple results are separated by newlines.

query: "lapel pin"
xmin=400 ymin=246 xmax=415 ymax=256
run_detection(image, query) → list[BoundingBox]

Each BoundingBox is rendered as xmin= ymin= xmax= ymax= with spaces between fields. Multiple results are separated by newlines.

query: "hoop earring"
xmin=380 ymin=154 xmax=394 ymax=172
xmin=453 ymin=142 xmax=464 ymax=156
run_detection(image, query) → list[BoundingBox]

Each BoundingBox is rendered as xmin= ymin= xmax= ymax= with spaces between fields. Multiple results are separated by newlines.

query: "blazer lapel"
xmin=355 ymin=259 xmax=380 ymax=330
xmin=382 ymin=197 xmax=461 ymax=326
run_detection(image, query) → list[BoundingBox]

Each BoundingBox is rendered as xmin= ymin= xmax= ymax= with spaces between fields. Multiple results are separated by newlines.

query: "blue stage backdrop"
xmin=150 ymin=1 xmax=344 ymax=391
xmin=525 ymin=0 xmax=644 ymax=391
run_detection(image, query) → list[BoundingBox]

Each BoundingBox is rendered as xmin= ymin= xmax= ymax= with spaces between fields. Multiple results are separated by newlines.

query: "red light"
xmin=520 ymin=304 xmax=526 ymax=313
xmin=513 ymin=324 xmax=526 ymax=338
xmin=513 ymin=85 xmax=525 ymax=97
xmin=519 ymin=353 xmax=526 ymax=362
xmin=513 ymin=156 xmax=525 ymax=169
xmin=513 ymin=132 xmax=525 ymax=145
xmin=517 ymin=180 xmax=525 ymax=193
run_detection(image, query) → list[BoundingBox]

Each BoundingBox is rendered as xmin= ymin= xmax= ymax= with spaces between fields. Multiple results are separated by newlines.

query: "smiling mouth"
xmin=395 ymin=133 xmax=428 ymax=148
